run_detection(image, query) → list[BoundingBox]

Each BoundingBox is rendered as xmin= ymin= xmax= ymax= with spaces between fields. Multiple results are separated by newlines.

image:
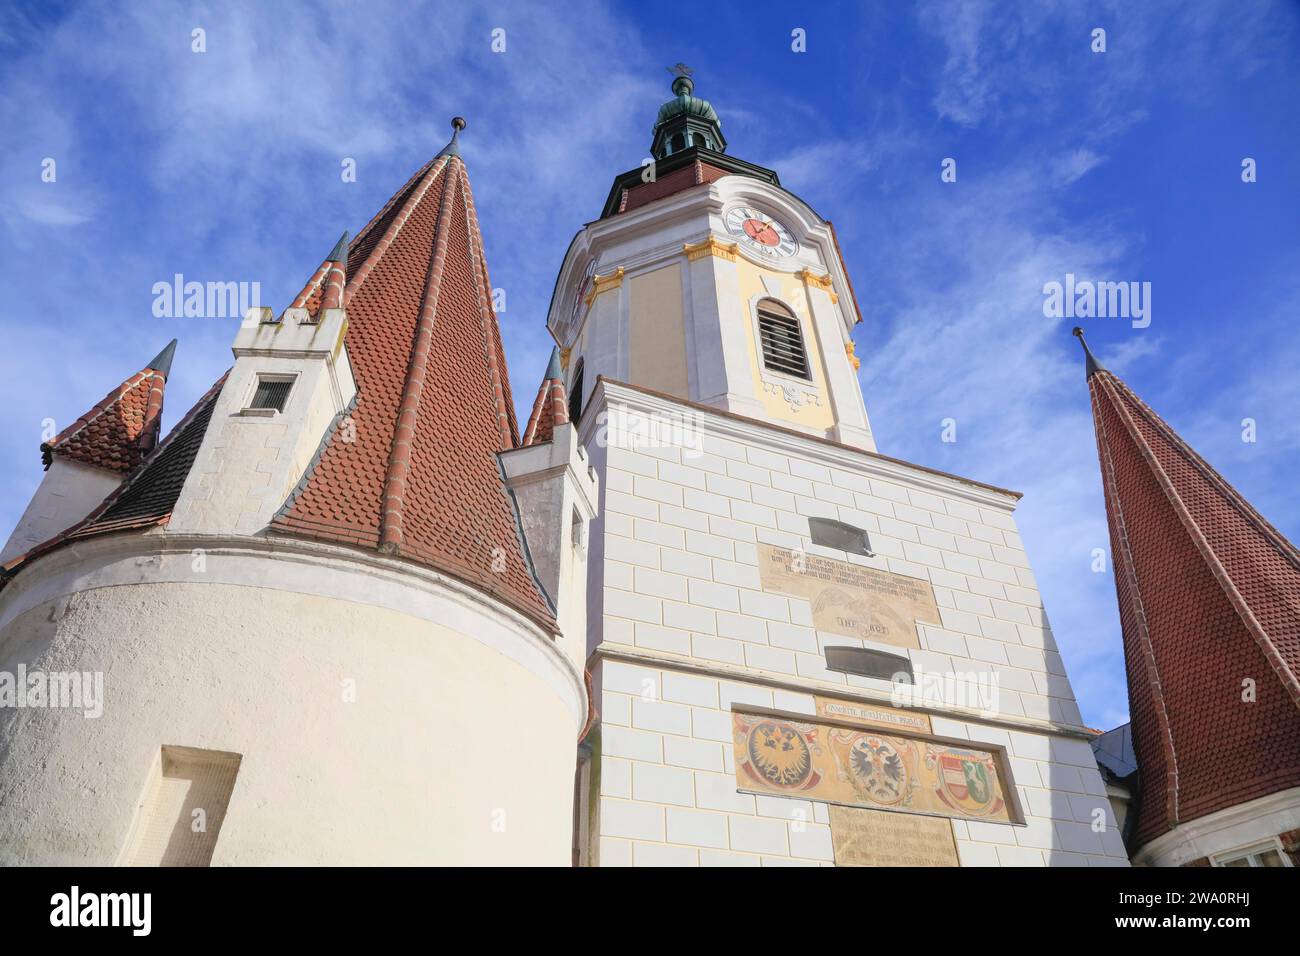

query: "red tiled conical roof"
xmin=41 ymin=340 xmax=175 ymax=474
xmin=271 ymin=131 xmax=555 ymax=631
xmin=1077 ymin=329 xmax=1300 ymax=849
xmin=522 ymin=347 xmax=569 ymax=446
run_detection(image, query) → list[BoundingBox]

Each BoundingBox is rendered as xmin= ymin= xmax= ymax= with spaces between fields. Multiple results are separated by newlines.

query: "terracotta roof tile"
xmin=3 ymin=373 xmax=227 ymax=575
xmin=1083 ymin=352 xmax=1300 ymax=848
xmin=271 ymin=151 xmax=555 ymax=631
xmin=522 ymin=348 xmax=568 ymax=446
xmin=41 ymin=345 xmax=175 ymax=474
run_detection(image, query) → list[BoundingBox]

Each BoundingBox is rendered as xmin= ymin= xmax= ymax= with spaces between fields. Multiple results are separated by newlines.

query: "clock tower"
xmin=547 ymin=70 xmax=876 ymax=451
xmin=561 ymin=70 xmax=1126 ymax=868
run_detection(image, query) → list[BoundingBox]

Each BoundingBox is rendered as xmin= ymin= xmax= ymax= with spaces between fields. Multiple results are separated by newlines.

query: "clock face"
xmin=725 ymin=206 xmax=797 ymax=259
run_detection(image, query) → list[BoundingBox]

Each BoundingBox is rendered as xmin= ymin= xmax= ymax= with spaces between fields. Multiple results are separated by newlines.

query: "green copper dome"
xmin=650 ymin=73 xmax=727 ymax=159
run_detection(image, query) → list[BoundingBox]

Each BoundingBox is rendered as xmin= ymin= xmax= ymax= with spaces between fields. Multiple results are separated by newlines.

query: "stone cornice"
xmin=582 ymin=377 xmax=1023 ymax=509
xmin=583 ymin=266 xmax=624 ymax=306
xmin=683 ymin=236 xmax=738 ymax=262
xmin=591 ymin=642 xmax=1094 ymax=741
xmin=0 ymin=528 xmax=587 ymax=724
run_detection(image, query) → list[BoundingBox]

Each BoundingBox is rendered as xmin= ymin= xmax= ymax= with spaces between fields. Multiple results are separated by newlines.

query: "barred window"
xmin=757 ymin=300 xmax=809 ymax=379
xmin=249 ymin=376 xmax=293 ymax=412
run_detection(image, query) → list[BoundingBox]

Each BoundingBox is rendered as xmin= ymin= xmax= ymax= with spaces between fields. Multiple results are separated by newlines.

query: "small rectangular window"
xmin=121 ymin=746 xmax=242 ymax=867
xmin=248 ymin=376 xmax=293 ymax=412
xmin=809 ymin=517 xmax=873 ymax=556
xmin=825 ymin=646 xmax=913 ymax=683
xmin=1212 ymin=841 xmax=1290 ymax=867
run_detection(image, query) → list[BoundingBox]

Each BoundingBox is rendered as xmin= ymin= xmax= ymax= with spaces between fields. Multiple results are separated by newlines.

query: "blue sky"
xmin=2 ymin=1 xmax=1297 ymax=729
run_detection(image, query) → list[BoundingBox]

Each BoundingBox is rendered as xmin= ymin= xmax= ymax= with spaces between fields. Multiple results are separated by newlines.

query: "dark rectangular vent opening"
xmin=809 ymin=517 xmax=873 ymax=556
xmin=825 ymin=646 xmax=913 ymax=683
xmin=249 ymin=378 xmax=292 ymax=412
xmin=568 ymin=361 xmax=585 ymax=424
xmin=757 ymin=307 xmax=809 ymax=379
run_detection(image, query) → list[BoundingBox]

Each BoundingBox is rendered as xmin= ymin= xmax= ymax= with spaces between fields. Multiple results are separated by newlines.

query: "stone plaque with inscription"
xmin=829 ymin=804 xmax=960 ymax=867
xmin=756 ymin=544 xmax=939 ymax=648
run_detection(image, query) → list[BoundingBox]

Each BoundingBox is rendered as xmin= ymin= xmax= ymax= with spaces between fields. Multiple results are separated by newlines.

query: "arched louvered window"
xmin=670 ymin=132 xmax=685 ymax=153
xmin=756 ymin=300 xmax=810 ymax=379
xmin=568 ymin=359 xmax=585 ymax=424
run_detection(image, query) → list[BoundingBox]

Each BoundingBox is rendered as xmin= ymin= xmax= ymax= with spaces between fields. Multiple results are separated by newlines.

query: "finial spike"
xmin=147 ymin=338 xmax=178 ymax=379
xmin=1072 ymin=326 xmax=1105 ymax=379
xmin=544 ymin=345 xmax=562 ymax=380
xmin=438 ymin=116 xmax=466 ymax=158
xmin=327 ymin=231 xmax=350 ymax=262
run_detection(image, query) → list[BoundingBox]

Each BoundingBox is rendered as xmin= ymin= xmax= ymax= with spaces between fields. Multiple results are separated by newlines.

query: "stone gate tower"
xmin=557 ymin=72 xmax=1130 ymax=866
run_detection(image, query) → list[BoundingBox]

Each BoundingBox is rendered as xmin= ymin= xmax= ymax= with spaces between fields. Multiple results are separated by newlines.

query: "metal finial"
xmin=667 ymin=63 xmax=694 ymax=96
xmin=327 ymin=231 xmax=350 ymax=262
xmin=147 ymin=338 xmax=178 ymax=379
xmin=1072 ymin=326 xmax=1106 ymax=379
xmin=438 ymin=117 xmax=466 ymax=158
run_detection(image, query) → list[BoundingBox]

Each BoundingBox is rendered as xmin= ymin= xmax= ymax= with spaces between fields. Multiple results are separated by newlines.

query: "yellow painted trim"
xmin=683 ymin=237 xmax=739 ymax=263
xmin=845 ymin=341 xmax=860 ymax=371
xmin=584 ymin=267 xmax=625 ymax=306
xmin=559 ymin=346 xmax=572 ymax=370
xmin=798 ymin=267 xmax=839 ymax=304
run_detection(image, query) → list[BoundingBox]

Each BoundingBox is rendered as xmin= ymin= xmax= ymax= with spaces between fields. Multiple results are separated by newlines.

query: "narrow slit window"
xmin=568 ymin=360 xmax=585 ymax=424
xmin=757 ymin=301 xmax=810 ymax=379
xmin=824 ymin=646 xmax=914 ymax=683
xmin=121 ymin=746 xmax=242 ymax=867
xmin=248 ymin=376 xmax=293 ymax=413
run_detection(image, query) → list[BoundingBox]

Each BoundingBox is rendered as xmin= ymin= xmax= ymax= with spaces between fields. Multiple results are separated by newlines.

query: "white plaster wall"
xmin=582 ymin=383 xmax=1129 ymax=866
xmin=169 ymin=355 xmax=342 ymax=536
xmin=0 ymin=541 xmax=583 ymax=866
xmin=0 ymin=458 xmax=121 ymax=565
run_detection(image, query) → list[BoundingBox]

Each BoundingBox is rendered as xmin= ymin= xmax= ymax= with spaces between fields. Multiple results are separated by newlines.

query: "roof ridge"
xmin=1101 ymin=369 xmax=1300 ymax=573
xmin=346 ymin=156 xmax=440 ymax=262
xmin=345 ymin=155 xmax=454 ymax=303
xmin=377 ymin=154 xmax=463 ymax=554
xmin=458 ymin=160 xmax=517 ymax=450
xmin=1089 ymin=376 xmax=1182 ymax=827
xmin=1095 ymin=372 xmax=1300 ymax=707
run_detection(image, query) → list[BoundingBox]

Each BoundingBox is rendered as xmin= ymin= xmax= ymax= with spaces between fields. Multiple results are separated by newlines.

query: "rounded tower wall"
xmin=0 ymin=534 xmax=584 ymax=865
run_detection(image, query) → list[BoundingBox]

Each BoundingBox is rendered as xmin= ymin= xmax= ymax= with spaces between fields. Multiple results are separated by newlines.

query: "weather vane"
xmin=667 ymin=63 xmax=694 ymax=79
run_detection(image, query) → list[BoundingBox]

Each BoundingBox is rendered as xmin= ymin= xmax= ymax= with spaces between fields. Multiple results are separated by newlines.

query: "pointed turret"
xmin=1 ymin=339 xmax=179 ymax=565
xmin=522 ymin=347 xmax=570 ymax=446
xmin=41 ymin=339 xmax=176 ymax=473
xmin=271 ymin=119 xmax=554 ymax=630
xmin=1076 ymin=328 xmax=1300 ymax=856
xmin=289 ymin=231 xmax=350 ymax=319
